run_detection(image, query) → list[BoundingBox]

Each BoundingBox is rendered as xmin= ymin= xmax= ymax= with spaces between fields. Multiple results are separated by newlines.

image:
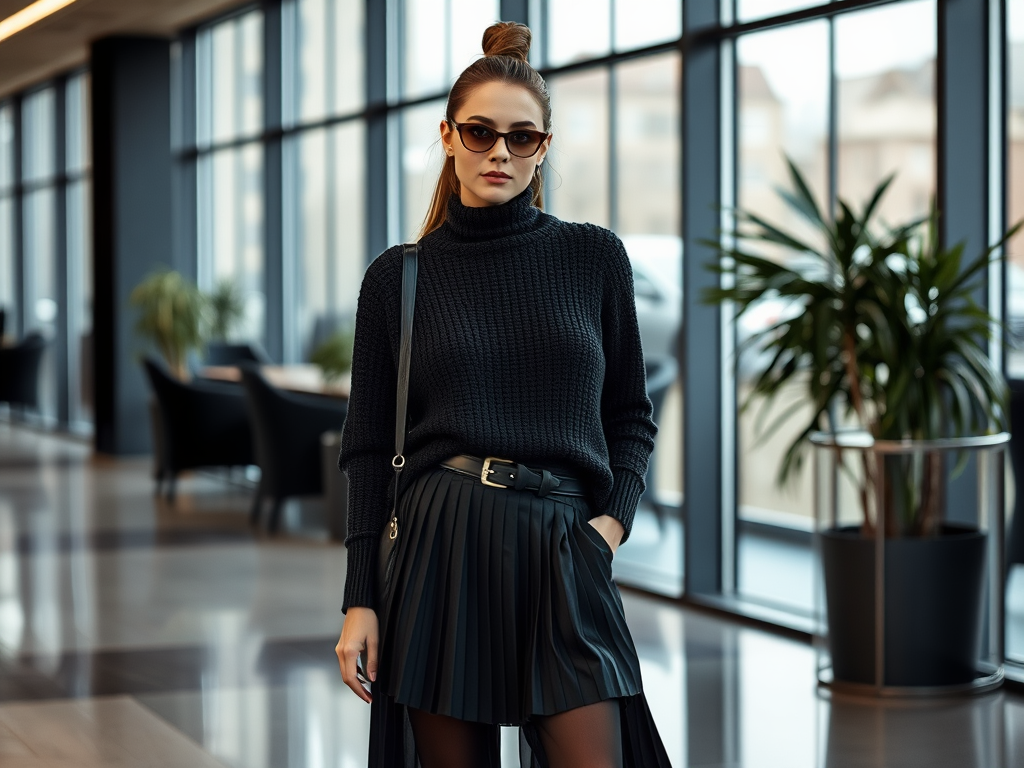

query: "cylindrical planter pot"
xmin=821 ymin=524 xmax=986 ymax=687
xmin=812 ymin=431 xmax=1008 ymax=696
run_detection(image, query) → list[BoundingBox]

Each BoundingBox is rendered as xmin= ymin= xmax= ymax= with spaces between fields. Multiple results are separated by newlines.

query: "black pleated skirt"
xmin=368 ymin=465 xmax=672 ymax=768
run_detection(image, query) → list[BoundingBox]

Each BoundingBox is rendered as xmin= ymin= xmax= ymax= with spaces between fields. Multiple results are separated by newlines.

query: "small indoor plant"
xmin=705 ymin=159 xmax=1020 ymax=687
xmin=130 ymin=269 xmax=206 ymax=380
xmin=205 ymin=279 xmax=246 ymax=342
xmin=309 ymin=326 xmax=355 ymax=384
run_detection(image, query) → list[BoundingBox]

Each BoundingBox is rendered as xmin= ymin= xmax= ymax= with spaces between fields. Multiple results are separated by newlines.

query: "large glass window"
xmin=835 ymin=0 xmax=936 ymax=227
xmin=399 ymin=99 xmax=446 ymax=242
xmin=0 ymin=74 xmax=91 ymax=429
xmin=1007 ymin=0 xmax=1024 ymax=665
xmin=22 ymin=88 xmax=55 ymax=185
xmin=284 ymin=0 xmax=365 ymax=125
xmin=734 ymin=21 xmax=830 ymax=613
xmin=611 ymin=54 xmax=683 ymax=595
xmin=198 ymin=145 xmax=265 ymax=341
xmin=546 ymin=69 xmax=610 ymax=228
xmin=21 ymin=88 xmax=59 ymax=423
xmin=276 ymin=0 xmax=369 ymax=366
xmin=196 ymin=9 xmax=266 ymax=346
xmin=197 ymin=11 xmax=263 ymax=147
xmin=731 ymin=1 xmax=936 ymax=616
xmin=546 ymin=0 xmax=680 ymax=66
xmin=284 ymin=121 xmax=365 ymax=362
xmin=66 ymin=72 xmax=92 ymax=429
xmin=1006 ymin=3 xmax=1024 ymax=378
xmin=0 ymin=102 xmax=13 ymax=190
xmin=547 ymin=0 xmax=611 ymax=66
xmin=613 ymin=0 xmax=680 ymax=52
xmin=0 ymin=102 xmax=15 ymax=341
xmin=401 ymin=0 xmax=499 ymax=100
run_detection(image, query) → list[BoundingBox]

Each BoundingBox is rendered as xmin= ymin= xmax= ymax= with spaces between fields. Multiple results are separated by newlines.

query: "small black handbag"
xmin=376 ymin=242 xmax=419 ymax=610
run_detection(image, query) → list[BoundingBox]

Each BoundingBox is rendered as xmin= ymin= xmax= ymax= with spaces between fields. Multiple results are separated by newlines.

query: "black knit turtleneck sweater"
xmin=339 ymin=188 xmax=658 ymax=612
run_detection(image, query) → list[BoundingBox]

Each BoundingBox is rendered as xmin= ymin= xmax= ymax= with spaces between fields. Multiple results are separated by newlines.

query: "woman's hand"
xmin=336 ymin=607 xmax=379 ymax=703
xmin=588 ymin=515 xmax=625 ymax=554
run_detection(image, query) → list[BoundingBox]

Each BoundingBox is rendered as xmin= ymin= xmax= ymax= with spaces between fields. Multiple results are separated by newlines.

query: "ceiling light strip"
xmin=0 ymin=0 xmax=78 ymax=45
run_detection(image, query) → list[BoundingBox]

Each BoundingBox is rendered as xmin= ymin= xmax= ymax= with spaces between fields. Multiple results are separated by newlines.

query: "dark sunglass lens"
xmin=508 ymin=131 xmax=542 ymax=157
xmin=462 ymin=124 xmax=495 ymax=151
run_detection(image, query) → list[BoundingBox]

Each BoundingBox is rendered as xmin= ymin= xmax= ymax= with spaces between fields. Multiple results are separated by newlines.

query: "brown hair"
xmin=418 ymin=22 xmax=551 ymax=239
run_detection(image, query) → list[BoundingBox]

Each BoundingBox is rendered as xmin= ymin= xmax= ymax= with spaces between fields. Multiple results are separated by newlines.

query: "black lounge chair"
xmin=239 ymin=364 xmax=347 ymax=532
xmin=142 ymin=357 xmax=255 ymax=501
xmin=0 ymin=332 xmax=48 ymax=411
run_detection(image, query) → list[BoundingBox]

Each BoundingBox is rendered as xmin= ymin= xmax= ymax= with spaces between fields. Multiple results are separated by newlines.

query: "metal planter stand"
xmin=812 ymin=431 xmax=1008 ymax=698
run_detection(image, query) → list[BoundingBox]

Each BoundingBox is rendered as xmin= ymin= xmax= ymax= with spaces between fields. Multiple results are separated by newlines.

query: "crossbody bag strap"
xmin=387 ymin=243 xmax=419 ymax=540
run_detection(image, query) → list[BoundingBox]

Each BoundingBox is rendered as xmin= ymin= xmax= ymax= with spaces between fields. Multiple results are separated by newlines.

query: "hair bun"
xmin=481 ymin=22 xmax=532 ymax=62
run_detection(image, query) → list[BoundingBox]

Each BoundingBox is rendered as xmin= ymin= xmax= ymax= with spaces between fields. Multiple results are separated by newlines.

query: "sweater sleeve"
xmin=338 ymin=269 xmax=397 ymax=612
xmin=598 ymin=234 xmax=658 ymax=542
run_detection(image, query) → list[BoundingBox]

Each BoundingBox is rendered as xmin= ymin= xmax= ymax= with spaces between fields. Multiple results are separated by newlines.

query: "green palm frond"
xmin=702 ymin=156 xmax=1017 ymax=531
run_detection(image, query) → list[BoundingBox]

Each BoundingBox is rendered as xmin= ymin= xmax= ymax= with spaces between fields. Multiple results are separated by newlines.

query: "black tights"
xmin=408 ymin=700 xmax=622 ymax=768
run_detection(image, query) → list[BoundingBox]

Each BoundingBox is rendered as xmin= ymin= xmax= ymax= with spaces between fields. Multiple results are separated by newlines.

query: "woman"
xmin=336 ymin=21 xmax=670 ymax=768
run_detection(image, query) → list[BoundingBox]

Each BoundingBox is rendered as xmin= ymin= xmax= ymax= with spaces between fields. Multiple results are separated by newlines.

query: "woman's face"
xmin=440 ymin=81 xmax=552 ymax=208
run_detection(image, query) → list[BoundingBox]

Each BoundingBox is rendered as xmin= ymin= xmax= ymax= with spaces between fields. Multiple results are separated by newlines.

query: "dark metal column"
xmin=91 ymin=37 xmax=174 ymax=454
xmin=499 ymin=0 xmax=529 ymax=24
xmin=11 ymin=95 xmax=23 ymax=340
xmin=53 ymin=77 xmax=69 ymax=426
xmin=172 ymin=32 xmax=198 ymax=282
xmin=365 ymin=0 xmax=389 ymax=262
xmin=938 ymin=0 xmax=992 ymax=524
xmin=682 ymin=1 xmax=726 ymax=595
xmin=939 ymin=0 xmax=991 ymax=285
xmin=263 ymin=1 xmax=285 ymax=362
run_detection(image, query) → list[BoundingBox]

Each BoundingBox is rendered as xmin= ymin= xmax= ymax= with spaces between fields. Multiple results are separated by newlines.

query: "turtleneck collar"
xmin=440 ymin=187 xmax=541 ymax=242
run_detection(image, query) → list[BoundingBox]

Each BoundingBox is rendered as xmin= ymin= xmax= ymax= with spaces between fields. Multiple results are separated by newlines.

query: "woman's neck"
xmin=440 ymin=187 xmax=540 ymax=241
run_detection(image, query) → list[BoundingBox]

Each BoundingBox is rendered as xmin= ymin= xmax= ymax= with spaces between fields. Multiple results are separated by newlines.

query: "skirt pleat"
xmin=373 ymin=466 xmax=672 ymax=768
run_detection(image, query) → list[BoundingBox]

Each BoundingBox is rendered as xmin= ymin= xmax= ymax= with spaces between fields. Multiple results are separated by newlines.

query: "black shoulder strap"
xmin=394 ymin=243 xmax=419 ymax=461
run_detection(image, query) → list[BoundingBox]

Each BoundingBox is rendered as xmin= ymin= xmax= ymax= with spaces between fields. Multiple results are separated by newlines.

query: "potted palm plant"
xmin=705 ymin=160 xmax=1019 ymax=689
xmin=130 ymin=269 xmax=206 ymax=380
xmin=309 ymin=326 xmax=355 ymax=385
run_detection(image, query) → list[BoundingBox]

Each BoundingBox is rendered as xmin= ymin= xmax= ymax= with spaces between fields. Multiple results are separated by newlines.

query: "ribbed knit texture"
xmin=340 ymin=188 xmax=658 ymax=612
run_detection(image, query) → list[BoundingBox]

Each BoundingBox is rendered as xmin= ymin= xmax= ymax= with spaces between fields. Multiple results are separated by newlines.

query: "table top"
xmin=200 ymin=364 xmax=350 ymax=399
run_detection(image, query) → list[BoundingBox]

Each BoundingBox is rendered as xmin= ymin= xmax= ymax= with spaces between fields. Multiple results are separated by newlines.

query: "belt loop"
xmin=537 ymin=469 xmax=561 ymax=497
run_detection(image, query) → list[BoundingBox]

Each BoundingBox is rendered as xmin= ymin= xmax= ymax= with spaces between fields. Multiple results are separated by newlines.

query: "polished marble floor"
xmin=2 ymin=422 xmax=1024 ymax=767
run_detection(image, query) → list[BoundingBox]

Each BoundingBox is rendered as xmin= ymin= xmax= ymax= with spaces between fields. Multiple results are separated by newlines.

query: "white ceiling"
xmin=0 ymin=0 xmax=246 ymax=98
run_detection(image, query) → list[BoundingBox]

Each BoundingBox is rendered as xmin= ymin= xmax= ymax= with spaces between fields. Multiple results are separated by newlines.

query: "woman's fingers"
xmin=337 ymin=609 xmax=380 ymax=703
xmin=365 ymin=633 xmax=379 ymax=682
xmin=336 ymin=633 xmax=373 ymax=703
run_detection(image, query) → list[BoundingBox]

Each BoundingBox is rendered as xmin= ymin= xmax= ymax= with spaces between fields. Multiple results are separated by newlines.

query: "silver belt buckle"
xmin=480 ymin=456 xmax=514 ymax=488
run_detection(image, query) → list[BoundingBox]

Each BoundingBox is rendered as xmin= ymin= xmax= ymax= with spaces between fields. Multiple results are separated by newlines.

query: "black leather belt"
xmin=440 ymin=455 xmax=587 ymax=498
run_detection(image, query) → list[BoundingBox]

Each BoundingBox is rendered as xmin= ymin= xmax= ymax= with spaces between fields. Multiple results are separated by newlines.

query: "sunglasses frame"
xmin=449 ymin=120 xmax=549 ymax=158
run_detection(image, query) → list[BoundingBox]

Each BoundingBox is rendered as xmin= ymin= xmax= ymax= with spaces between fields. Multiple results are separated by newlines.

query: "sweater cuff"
xmin=599 ymin=467 xmax=645 ymax=544
xmin=342 ymin=536 xmax=376 ymax=613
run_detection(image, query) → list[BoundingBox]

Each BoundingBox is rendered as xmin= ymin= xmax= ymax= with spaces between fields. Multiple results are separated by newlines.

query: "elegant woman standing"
xmin=335 ymin=21 xmax=671 ymax=768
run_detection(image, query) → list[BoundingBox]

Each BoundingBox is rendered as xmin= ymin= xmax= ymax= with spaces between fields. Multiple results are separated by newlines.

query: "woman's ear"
xmin=439 ymin=119 xmax=455 ymax=156
xmin=536 ymin=132 xmax=553 ymax=167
